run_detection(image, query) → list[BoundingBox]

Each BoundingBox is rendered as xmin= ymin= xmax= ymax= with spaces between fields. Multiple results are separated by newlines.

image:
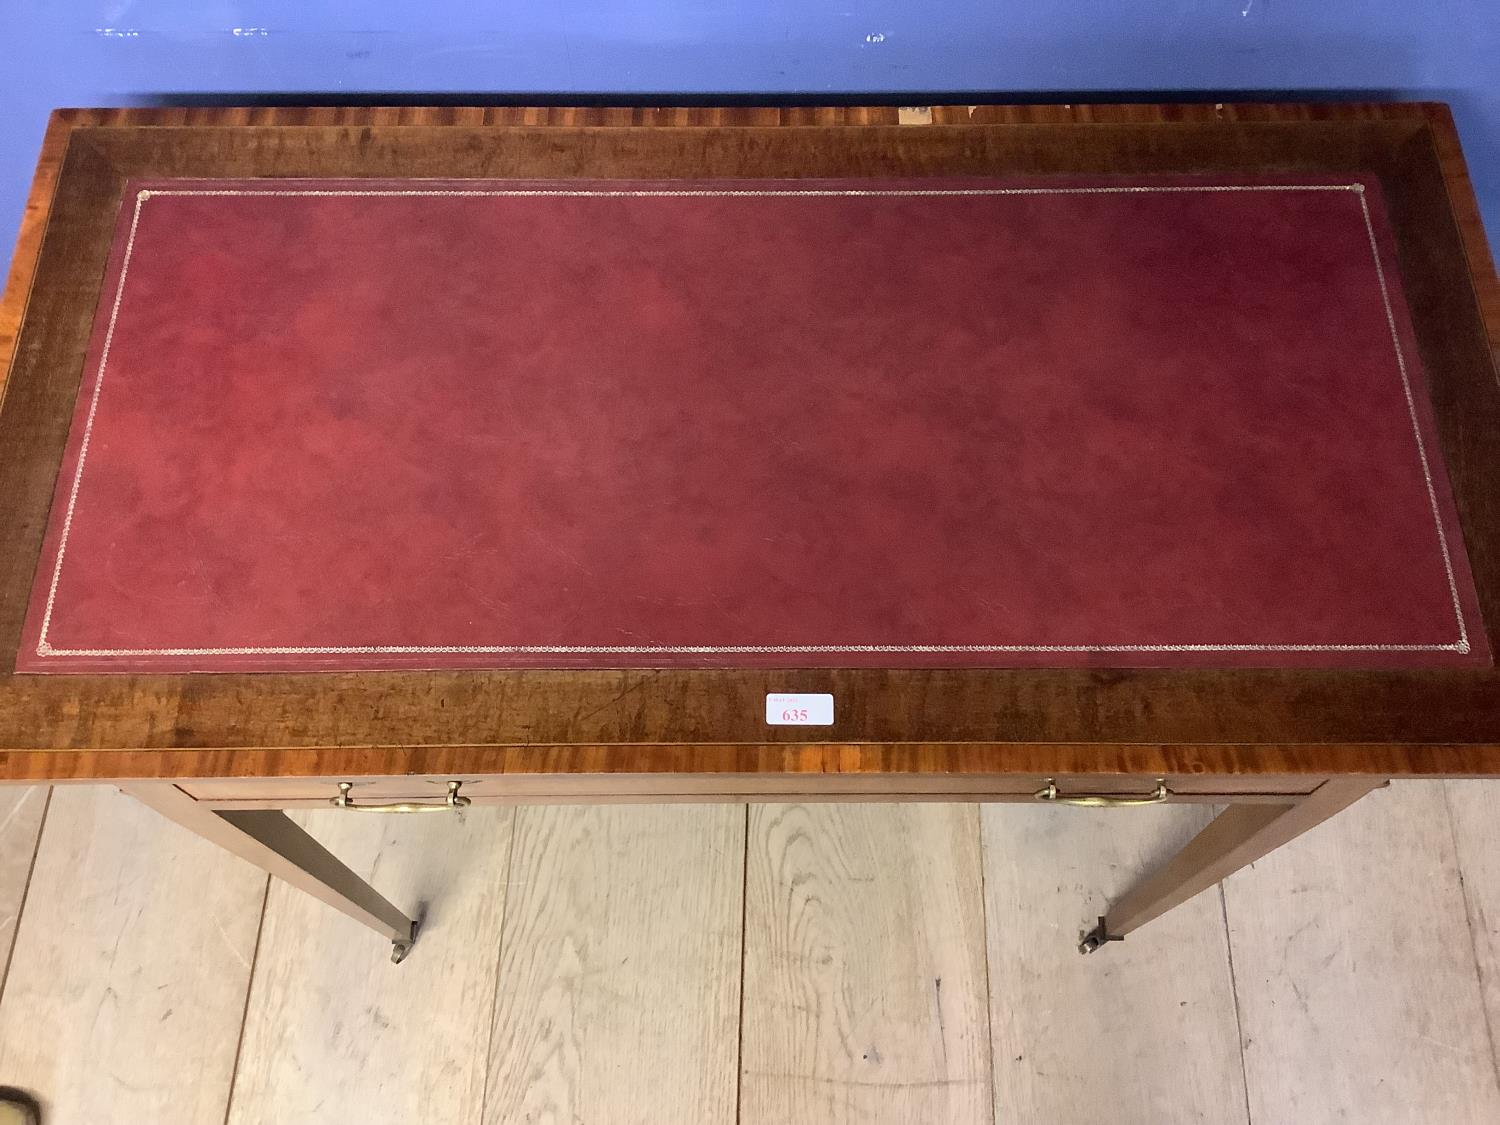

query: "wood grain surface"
xmin=1 ymin=104 xmax=1499 ymax=783
xmin=228 ymin=807 xmax=515 ymax=1123
xmin=0 ymin=786 xmax=266 ymax=1124
xmin=0 ymin=114 xmax=71 ymax=393
xmin=0 ymin=785 xmax=46 ymax=987
xmin=483 ymin=804 xmax=744 ymax=1124
xmin=1 ymin=741 xmax=1495 ymax=786
xmin=1223 ymin=782 xmax=1500 ymax=1123
xmin=5 ymin=781 xmax=1500 ymax=1119
xmin=1436 ymin=779 xmax=1500 ymax=1082
xmin=741 ymin=803 xmax=992 ymax=1123
xmin=981 ymin=803 xmax=1248 ymax=1122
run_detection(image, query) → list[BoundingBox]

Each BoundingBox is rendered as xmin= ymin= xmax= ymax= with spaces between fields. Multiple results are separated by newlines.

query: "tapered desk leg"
xmin=1079 ymin=777 xmax=1386 ymax=954
xmin=122 ymin=783 xmax=420 ymax=963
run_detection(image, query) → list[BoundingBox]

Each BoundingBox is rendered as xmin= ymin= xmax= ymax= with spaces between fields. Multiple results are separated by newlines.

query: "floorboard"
xmin=981 ymin=803 xmax=1248 ymax=1124
xmin=1224 ymin=781 xmax=1500 ymax=1124
xmin=226 ymin=806 xmax=515 ymax=1125
xmin=482 ymin=804 xmax=744 ymax=1125
xmin=0 ymin=785 xmax=47 ymax=990
xmin=7 ymin=785 xmax=1500 ymax=1121
xmin=740 ymin=803 xmax=992 ymax=1125
xmin=1441 ymin=779 xmax=1500 ymax=1080
xmin=0 ymin=786 xmax=266 ymax=1124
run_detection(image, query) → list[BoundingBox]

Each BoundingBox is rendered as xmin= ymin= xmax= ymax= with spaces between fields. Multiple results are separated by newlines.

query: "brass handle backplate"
xmin=1034 ymin=778 xmax=1170 ymax=808
xmin=331 ymin=780 xmax=471 ymax=813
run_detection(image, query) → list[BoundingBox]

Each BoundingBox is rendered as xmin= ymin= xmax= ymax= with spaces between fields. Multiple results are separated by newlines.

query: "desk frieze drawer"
xmin=178 ymin=772 xmax=1327 ymax=810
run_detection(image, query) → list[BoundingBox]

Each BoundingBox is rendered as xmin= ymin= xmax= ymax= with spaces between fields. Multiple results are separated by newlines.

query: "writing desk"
xmin=2 ymin=103 xmax=1498 ymax=962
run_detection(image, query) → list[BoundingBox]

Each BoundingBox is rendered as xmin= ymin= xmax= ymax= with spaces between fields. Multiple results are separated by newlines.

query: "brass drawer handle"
xmin=331 ymin=780 xmax=471 ymax=813
xmin=1034 ymin=778 xmax=1170 ymax=807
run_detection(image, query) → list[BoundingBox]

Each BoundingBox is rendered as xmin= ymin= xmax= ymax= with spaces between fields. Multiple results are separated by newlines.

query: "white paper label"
xmin=766 ymin=693 xmax=835 ymax=726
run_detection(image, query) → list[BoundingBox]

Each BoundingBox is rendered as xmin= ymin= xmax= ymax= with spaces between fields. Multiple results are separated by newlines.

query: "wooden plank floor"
xmin=2 ymin=785 xmax=1500 ymax=1123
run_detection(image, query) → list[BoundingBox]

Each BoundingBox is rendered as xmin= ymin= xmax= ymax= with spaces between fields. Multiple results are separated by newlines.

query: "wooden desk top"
xmin=4 ymin=103 xmax=1500 ymax=783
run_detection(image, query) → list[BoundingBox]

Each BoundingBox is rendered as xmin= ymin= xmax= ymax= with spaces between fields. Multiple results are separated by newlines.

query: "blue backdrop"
xmin=2 ymin=1 xmax=1498 ymax=254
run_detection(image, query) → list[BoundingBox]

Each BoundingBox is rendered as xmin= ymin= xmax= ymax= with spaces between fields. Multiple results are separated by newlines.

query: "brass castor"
xmin=1078 ymin=916 xmax=1122 ymax=955
xmin=391 ymin=919 xmax=420 ymax=964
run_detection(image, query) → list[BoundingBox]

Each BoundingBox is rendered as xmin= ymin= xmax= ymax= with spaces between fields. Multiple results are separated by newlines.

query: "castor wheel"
xmin=391 ymin=919 xmax=420 ymax=964
xmin=1078 ymin=916 xmax=1123 ymax=955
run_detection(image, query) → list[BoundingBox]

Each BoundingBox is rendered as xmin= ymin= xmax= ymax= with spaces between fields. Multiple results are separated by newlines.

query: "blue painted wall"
xmin=3 ymin=2 xmax=1498 ymax=255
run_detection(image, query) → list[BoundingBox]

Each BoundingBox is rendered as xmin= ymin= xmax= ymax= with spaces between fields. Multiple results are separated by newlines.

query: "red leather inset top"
xmin=16 ymin=175 xmax=1489 ymax=671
